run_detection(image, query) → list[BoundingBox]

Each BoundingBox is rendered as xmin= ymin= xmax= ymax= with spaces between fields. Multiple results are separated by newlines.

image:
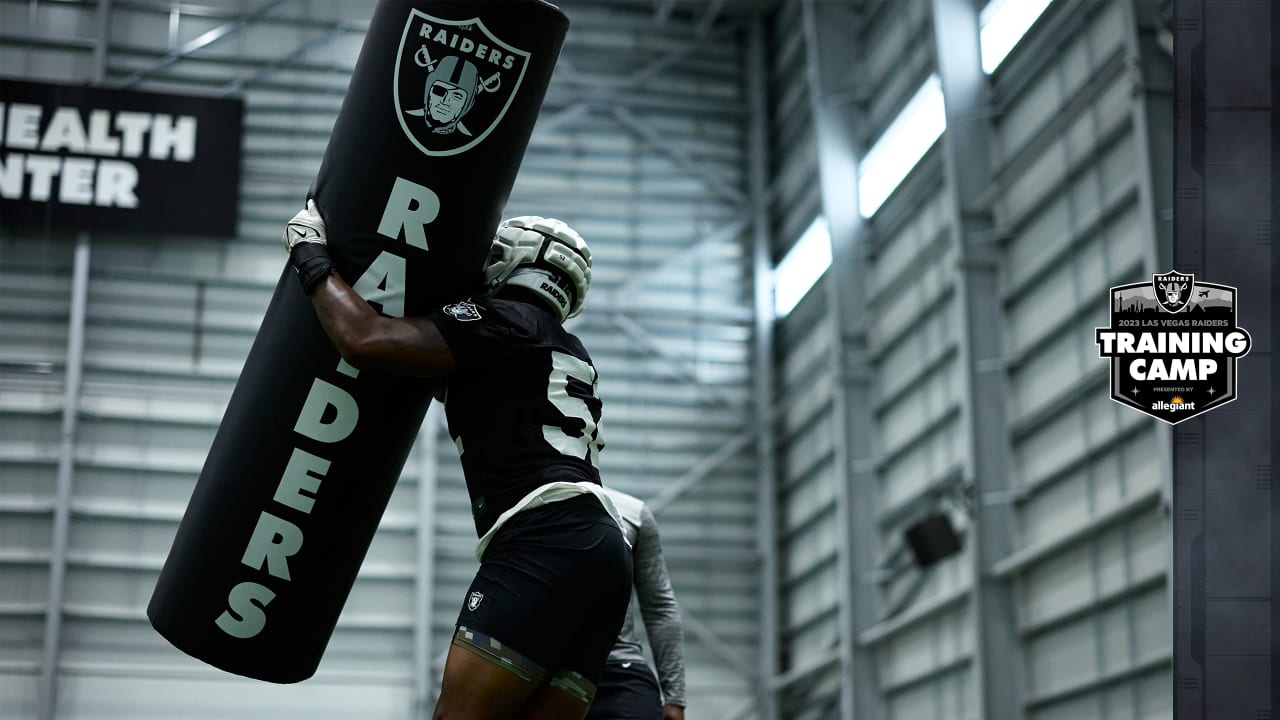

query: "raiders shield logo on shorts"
xmin=393 ymin=10 xmax=531 ymax=157
xmin=467 ymin=591 xmax=484 ymax=611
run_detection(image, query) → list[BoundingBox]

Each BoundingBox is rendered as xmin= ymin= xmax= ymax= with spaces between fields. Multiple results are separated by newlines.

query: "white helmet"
xmin=483 ymin=216 xmax=592 ymax=321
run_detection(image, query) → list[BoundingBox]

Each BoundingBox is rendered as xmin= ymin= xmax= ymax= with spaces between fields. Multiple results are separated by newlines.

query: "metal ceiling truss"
xmin=603 ymin=313 xmax=748 ymax=410
xmin=647 ymin=427 xmax=756 ymax=514
xmin=606 ymin=215 xmax=753 ymax=301
xmin=117 ymin=0 xmax=296 ymax=88
xmin=532 ymin=19 xmax=745 ymax=139
xmin=606 ymin=106 xmax=747 ymax=207
xmin=681 ymin=609 xmax=758 ymax=681
xmin=221 ymin=20 xmax=353 ymax=96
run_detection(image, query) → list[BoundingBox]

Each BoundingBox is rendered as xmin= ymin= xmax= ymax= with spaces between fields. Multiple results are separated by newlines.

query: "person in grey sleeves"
xmin=587 ymin=487 xmax=687 ymax=720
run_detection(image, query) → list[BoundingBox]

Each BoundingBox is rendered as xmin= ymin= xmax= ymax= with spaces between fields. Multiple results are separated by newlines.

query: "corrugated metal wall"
xmin=770 ymin=0 xmax=1172 ymax=719
xmin=989 ymin=2 xmax=1171 ymax=717
xmin=0 ymin=1 xmax=759 ymax=718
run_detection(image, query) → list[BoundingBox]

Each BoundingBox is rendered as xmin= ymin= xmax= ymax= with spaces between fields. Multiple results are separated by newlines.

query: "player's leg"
xmin=515 ymin=679 xmax=595 ymax=720
xmin=432 ymin=534 xmax=558 ymax=720
xmin=519 ymin=499 xmax=635 ymax=720
xmin=436 ymin=495 xmax=626 ymax=720
xmin=432 ymin=631 xmax=546 ymax=720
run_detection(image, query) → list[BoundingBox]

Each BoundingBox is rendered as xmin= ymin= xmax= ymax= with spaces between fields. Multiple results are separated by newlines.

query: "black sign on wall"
xmin=0 ymin=78 xmax=243 ymax=237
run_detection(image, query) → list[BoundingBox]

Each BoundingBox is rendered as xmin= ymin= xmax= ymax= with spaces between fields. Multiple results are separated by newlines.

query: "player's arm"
xmin=633 ymin=505 xmax=687 ymax=716
xmin=285 ymin=200 xmax=456 ymax=378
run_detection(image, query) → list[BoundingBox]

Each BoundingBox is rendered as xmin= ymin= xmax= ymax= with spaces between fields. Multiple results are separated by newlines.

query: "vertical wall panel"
xmin=770 ymin=0 xmax=1173 ymax=718
xmin=764 ymin=2 xmax=847 ymax=716
xmin=990 ymin=2 xmax=1172 ymax=718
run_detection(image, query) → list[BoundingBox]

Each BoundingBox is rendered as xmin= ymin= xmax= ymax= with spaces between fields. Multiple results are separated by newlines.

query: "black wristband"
xmin=289 ymin=242 xmax=336 ymax=295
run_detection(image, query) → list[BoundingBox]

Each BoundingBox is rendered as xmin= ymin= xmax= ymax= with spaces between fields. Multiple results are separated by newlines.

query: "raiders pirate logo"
xmin=467 ymin=591 xmax=484 ymax=612
xmin=1153 ymin=270 xmax=1194 ymax=314
xmin=393 ymin=10 xmax=531 ymax=157
xmin=443 ymin=299 xmax=482 ymax=321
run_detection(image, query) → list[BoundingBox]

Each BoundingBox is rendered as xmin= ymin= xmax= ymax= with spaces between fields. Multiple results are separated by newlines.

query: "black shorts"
xmin=452 ymin=494 xmax=632 ymax=702
xmin=585 ymin=661 xmax=664 ymax=720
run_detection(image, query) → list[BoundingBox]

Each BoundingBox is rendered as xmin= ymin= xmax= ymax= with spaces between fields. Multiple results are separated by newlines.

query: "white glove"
xmin=283 ymin=199 xmax=327 ymax=253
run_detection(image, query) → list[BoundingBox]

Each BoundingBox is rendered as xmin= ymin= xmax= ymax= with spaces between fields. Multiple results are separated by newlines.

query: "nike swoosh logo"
xmin=621 ymin=662 xmax=632 ymax=668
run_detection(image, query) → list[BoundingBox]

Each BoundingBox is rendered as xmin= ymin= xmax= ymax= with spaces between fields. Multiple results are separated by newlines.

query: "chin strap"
xmin=289 ymin=243 xmax=336 ymax=294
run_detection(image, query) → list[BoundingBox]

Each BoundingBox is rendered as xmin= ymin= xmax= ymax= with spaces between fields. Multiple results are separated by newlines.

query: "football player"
xmin=284 ymin=201 xmax=632 ymax=720
xmin=590 ymin=486 xmax=687 ymax=720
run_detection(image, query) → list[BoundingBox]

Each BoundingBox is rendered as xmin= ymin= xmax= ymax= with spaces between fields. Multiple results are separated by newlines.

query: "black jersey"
xmin=428 ymin=292 xmax=605 ymax=537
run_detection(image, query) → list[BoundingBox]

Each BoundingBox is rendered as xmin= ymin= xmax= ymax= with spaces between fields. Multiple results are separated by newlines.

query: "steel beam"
xmin=745 ymin=17 xmax=779 ymax=720
xmin=800 ymin=3 xmax=881 ymax=719
xmin=117 ymin=0 xmax=295 ymax=88
xmin=624 ymin=20 xmax=735 ymax=90
xmin=36 ymin=227 xmax=90 ymax=720
xmin=604 ymin=312 xmax=746 ymax=410
xmin=413 ymin=405 xmax=443 ymax=720
xmin=607 ymin=216 xmax=752 ymax=301
xmin=646 ymin=427 xmax=754 ymax=515
xmin=929 ymin=1 xmax=1027 ymax=718
xmin=1119 ymin=0 xmax=1176 ymax=619
xmin=91 ymin=1 xmax=111 ymax=79
xmin=168 ymin=3 xmax=181 ymax=49
xmin=680 ymin=608 xmax=757 ymax=682
xmin=37 ymin=5 xmax=109 ymax=719
xmin=607 ymin=107 xmax=747 ymax=206
xmin=529 ymin=103 xmax=595 ymax=142
xmin=536 ymin=21 xmax=742 ymax=130
xmin=221 ymin=21 xmax=350 ymax=96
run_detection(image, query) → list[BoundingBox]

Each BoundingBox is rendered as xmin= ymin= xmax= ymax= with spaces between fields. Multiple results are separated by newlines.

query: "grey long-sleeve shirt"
xmin=602 ymin=487 xmax=687 ymax=708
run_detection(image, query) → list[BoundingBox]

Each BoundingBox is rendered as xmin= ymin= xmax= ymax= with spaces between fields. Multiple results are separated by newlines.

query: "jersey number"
xmin=544 ymin=351 xmax=604 ymax=467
